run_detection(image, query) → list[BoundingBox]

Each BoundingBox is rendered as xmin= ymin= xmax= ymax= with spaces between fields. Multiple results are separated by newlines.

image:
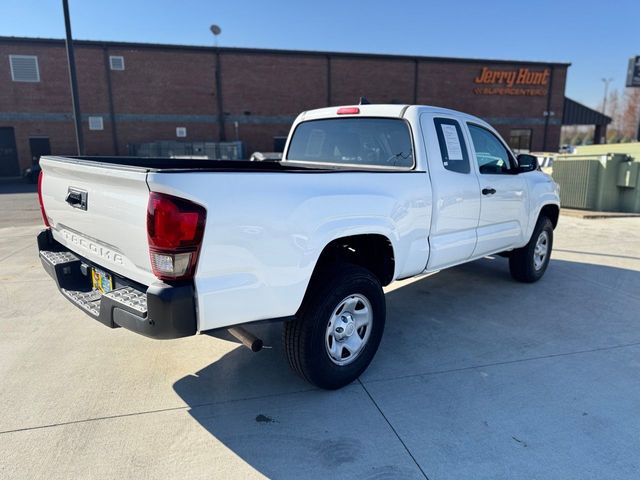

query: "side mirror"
xmin=516 ymin=153 xmax=538 ymax=173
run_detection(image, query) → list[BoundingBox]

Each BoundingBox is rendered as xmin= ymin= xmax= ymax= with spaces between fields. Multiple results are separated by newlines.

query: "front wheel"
xmin=283 ymin=264 xmax=386 ymax=390
xmin=509 ymin=216 xmax=554 ymax=283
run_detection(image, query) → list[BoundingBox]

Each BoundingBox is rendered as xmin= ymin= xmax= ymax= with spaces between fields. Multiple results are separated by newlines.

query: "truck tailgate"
xmin=40 ymin=157 xmax=156 ymax=286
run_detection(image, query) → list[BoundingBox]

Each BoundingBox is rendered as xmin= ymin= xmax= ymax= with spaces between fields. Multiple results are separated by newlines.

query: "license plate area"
xmin=91 ymin=267 xmax=114 ymax=294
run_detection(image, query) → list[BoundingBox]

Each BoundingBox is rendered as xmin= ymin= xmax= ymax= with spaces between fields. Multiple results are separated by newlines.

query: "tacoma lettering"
xmin=62 ymin=230 xmax=124 ymax=265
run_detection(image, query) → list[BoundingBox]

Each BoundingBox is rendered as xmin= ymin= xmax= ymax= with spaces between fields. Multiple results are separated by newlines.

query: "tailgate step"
xmin=104 ymin=287 xmax=147 ymax=315
xmin=58 ymin=286 xmax=148 ymax=322
xmin=38 ymin=229 xmax=196 ymax=339
xmin=40 ymin=245 xmax=148 ymax=322
xmin=40 ymin=249 xmax=79 ymax=266
xmin=61 ymin=288 xmax=101 ymax=317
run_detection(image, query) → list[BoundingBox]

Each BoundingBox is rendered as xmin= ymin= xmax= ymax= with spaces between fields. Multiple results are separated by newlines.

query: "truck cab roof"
xmin=296 ymin=104 xmax=492 ymax=129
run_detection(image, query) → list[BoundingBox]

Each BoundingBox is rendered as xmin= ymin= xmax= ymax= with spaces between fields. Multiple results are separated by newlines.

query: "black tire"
xmin=283 ymin=263 xmax=386 ymax=390
xmin=509 ymin=216 xmax=554 ymax=283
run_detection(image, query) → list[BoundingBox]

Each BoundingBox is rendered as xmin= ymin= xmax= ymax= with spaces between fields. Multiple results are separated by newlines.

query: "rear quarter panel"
xmin=147 ymin=171 xmax=431 ymax=331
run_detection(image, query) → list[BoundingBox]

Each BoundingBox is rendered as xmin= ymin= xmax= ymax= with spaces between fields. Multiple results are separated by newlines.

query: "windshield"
xmin=285 ymin=118 xmax=414 ymax=168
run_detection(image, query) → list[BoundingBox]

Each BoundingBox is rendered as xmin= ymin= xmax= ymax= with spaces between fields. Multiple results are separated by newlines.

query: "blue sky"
xmin=2 ymin=0 xmax=636 ymax=109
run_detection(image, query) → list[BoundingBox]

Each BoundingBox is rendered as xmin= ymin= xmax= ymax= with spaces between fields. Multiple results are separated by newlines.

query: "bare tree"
xmin=621 ymin=88 xmax=640 ymax=140
xmin=605 ymin=89 xmax=620 ymax=143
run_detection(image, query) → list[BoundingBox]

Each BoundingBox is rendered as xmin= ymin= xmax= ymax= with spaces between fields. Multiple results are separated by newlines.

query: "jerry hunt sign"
xmin=473 ymin=67 xmax=550 ymax=96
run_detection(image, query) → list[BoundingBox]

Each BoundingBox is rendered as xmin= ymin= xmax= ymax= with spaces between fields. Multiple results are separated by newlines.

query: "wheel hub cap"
xmin=325 ymin=295 xmax=373 ymax=366
xmin=334 ymin=313 xmax=356 ymax=340
xmin=534 ymin=231 xmax=549 ymax=270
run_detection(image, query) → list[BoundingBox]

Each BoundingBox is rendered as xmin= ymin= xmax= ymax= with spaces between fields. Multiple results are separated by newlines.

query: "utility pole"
xmin=210 ymin=25 xmax=226 ymax=142
xmin=62 ymin=0 xmax=84 ymax=155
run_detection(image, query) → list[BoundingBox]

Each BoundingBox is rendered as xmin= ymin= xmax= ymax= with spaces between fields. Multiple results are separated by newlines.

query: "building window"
xmin=509 ymin=129 xmax=532 ymax=153
xmin=9 ymin=55 xmax=40 ymax=82
xmin=88 ymin=116 xmax=104 ymax=131
xmin=176 ymin=127 xmax=187 ymax=138
xmin=109 ymin=55 xmax=125 ymax=71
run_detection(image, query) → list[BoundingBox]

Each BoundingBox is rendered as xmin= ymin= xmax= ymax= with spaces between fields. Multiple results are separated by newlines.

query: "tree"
xmin=621 ymin=88 xmax=640 ymax=140
xmin=561 ymin=125 xmax=577 ymax=145
xmin=607 ymin=130 xmax=621 ymax=143
xmin=602 ymin=89 xmax=621 ymax=143
xmin=607 ymin=90 xmax=620 ymax=128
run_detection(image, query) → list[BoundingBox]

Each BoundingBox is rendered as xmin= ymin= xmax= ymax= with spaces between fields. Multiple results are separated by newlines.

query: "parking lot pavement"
xmin=1 ymin=186 xmax=639 ymax=480
xmin=0 ymin=182 xmax=38 ymax=228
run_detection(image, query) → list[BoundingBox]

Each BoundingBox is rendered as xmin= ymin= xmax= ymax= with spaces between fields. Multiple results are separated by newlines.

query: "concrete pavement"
xmin=1 ymin=186 xmax=639 ymax=479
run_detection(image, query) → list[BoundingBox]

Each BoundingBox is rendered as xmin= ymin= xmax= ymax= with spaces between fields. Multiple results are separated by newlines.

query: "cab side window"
xmin=434 ymin=118 xmax=470 ymax=174
xmin=467 ymin=124 xmax=514 ymax=174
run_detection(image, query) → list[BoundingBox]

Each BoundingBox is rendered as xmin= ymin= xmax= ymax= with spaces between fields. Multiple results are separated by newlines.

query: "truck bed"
xmin=54 ymin=156 xmax=412 ymax=173
xmin=39 ymin=153 xmax=431 ymax=332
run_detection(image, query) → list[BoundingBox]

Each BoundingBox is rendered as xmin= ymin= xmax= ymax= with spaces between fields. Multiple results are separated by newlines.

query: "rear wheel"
xmin=283 ymin=263 xmax=385 ymax=390
xmin=509 ymin=216 xmax=554 ymax=283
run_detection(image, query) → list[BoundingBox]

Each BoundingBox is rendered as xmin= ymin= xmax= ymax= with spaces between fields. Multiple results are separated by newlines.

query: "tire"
xmin=509 ymin=216 xmax=554 ymax=283
xmin=283 ymin=263 xmax=386 ymax=390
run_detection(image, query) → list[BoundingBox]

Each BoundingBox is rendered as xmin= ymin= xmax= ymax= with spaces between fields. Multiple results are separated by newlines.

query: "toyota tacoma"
xmin=37 ymin=104 xmax=560 ymax=389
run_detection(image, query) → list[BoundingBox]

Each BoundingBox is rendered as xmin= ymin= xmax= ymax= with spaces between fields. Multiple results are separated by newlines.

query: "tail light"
xmin=37 ymin=170 xmax=50 ymax=227
xmin=147 ymin=192 xmax=206 ymax=281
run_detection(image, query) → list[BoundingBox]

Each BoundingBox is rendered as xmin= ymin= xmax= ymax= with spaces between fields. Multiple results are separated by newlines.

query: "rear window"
xmin=285 ymin=118 xmax=414 ymax=168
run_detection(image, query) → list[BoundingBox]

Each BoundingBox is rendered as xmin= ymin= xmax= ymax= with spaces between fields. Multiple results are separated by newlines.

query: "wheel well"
xmin=540 ymin=204 xmax=560 ymax=229
xmin=312 ymin=234 xmax=395 ymax=286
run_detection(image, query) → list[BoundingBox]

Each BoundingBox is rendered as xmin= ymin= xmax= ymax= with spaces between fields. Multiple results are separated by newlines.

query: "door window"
xmin=433 ymin=118 xmax=470 ymax=174
xmin=468 ymin=124 xmax=514 ymax=174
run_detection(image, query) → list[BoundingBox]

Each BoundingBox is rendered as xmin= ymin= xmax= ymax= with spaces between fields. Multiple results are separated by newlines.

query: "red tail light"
xmin=37 ymin=170 xmax=50 ymax=227
xmin=147 ymin=192 xmax=206 ymax=281
xmin=337 ymin=107 xmax=360 ymax=115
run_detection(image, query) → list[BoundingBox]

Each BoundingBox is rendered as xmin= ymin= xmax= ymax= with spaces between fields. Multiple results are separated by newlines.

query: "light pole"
xmin=601 ymin=77 xmax=613 ymax=115
xmin=210 ymin=25 xmax=226 ymax=142
xmin=62 ymin=0 xmax=84 ymax=155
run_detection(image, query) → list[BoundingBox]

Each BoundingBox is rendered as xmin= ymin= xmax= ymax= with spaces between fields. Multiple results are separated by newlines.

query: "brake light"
xmin=147 ymin=192 xmax=206 ymax=281
xmin=337 ymin=107 xmax=360 ymax=115
xmin=37 ymin=170 xmax=50 ymax=227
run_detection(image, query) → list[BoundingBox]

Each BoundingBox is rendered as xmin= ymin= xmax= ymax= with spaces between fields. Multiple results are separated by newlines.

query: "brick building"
xmin=1 ymin=36 xmax=579 ymax=176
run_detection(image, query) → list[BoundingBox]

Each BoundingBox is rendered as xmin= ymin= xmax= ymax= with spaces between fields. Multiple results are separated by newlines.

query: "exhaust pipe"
xmin=228 ymin=326 xmax=263 ymax=352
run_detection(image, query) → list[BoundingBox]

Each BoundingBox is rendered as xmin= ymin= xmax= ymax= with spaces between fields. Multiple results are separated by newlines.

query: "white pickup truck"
xmin=37 ymin=104 xmax=559 ymax=389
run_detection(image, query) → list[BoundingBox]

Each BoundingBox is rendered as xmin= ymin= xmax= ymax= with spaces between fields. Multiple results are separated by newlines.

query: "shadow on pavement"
xmin=173 ymin=257 xmax=640 ymax=479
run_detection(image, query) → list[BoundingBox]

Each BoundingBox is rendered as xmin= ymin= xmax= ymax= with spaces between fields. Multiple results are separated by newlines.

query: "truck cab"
xmin=283 ymin=104 xmax=558 ymax=272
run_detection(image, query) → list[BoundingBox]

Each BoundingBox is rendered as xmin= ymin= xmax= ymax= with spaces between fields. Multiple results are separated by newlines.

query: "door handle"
xmin=482 ymin=188 xmax=496 ymax=195
xmin=65 ymin=188 xmax=88 ymax=210
xmin=65 ymin=191 xmax=82 ymax=205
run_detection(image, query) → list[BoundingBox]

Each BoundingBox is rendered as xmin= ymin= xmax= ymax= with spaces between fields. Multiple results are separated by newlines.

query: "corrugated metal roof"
xmin=563 ymin=97 xmax=611 ymax=126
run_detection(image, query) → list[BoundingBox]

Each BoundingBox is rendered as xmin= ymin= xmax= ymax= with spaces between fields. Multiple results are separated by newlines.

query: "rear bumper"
xmin=37 ymin=229 xmax=197 ymax=339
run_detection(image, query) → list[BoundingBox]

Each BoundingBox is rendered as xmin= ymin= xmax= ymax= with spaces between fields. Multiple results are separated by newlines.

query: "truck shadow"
xmin=172 ymin=257 xmax=640 ymax=479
